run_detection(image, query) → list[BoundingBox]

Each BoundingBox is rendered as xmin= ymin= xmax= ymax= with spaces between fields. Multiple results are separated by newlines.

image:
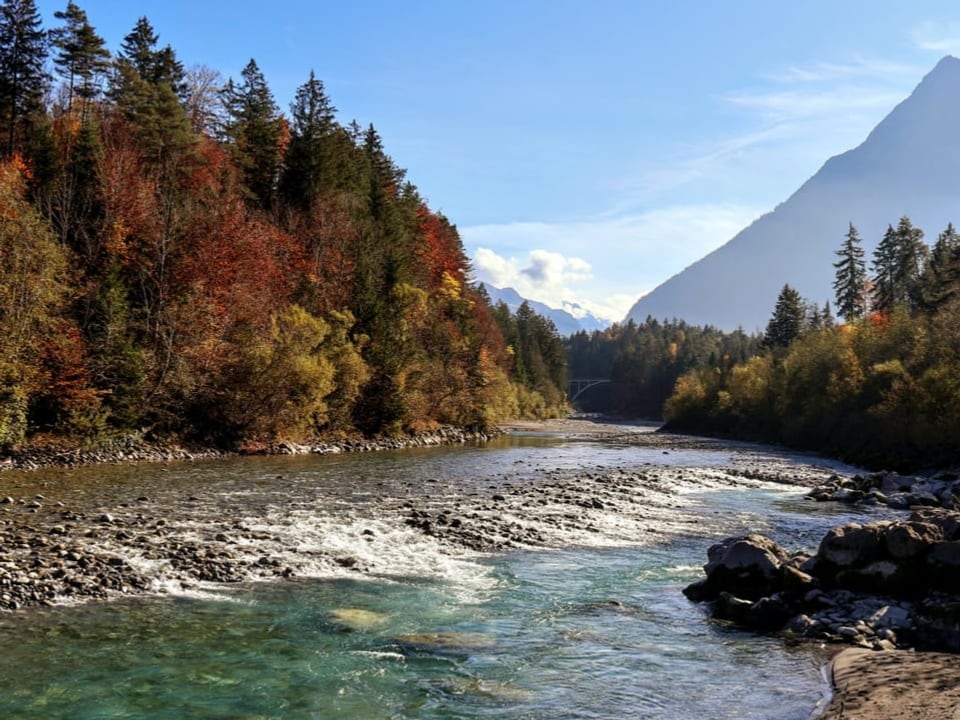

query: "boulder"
xmin=697 ymin=534 xmax=789 ymax=600
xmin=879 ymin=472 xmax=914 ymax=494
xmin=884 ymin=521 xmax=943 ymax=559
xmin=817 ymin=522 xmax=888 ymax=568
xmin=780 ymin=564 xmax=817 ymax=594
xmin=911 ymin=509 xmax=960 ymax=541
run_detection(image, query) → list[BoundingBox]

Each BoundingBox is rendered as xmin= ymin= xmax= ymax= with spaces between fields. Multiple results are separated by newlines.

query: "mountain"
xmin=626 ymin=55 xmax=960 ymax=331
xmin=481 ymin=284 xmax=610 ymax=336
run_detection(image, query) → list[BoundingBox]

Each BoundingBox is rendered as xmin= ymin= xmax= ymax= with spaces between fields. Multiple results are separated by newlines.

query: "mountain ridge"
xmin=626 ymin=55 xmax=960 ymax=331
xmin=481 ymin=284 xmax=610 ymax=336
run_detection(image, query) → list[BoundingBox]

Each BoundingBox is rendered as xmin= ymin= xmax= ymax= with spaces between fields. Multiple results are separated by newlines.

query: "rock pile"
xmin=808 ymin=470 xmax=960 ymax=509
xmin=684 ymin=508 xmax=960 ymax=652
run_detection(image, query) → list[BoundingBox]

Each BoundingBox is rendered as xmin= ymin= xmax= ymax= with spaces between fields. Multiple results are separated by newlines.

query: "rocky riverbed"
xmin=0 ymin=419 xmax=848 ymax=613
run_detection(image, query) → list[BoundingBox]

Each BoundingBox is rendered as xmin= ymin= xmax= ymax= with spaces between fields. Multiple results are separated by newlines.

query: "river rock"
xmin=817 ymin=522 xmax=886 ymax=568
xmin=685 ymin=509 xmax=960 ymax=651
xmin=885 ymin=521 xmax=942 ymax=559
xmin=685 ymin=534 xmax=790 ymax=602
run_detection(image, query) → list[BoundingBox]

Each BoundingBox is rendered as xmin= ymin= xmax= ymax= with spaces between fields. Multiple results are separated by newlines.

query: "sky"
xmin=32 ymin=0 xmax=960 ymax=321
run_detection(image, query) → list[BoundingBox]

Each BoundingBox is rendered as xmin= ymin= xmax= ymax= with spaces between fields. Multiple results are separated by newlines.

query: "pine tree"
xmin=109 ymin=17 xmax=193 ymax=166
xmin=220 ymin=58 xmax=282 ymax=208
xmin=51 ymin=1 xmax=110 ymax=117
xmin=871 ymin=224 xmax=899 ymax=313
xmin=0 ymin=0 xmax=48 ymax=157
xmin=832 ymin=222 xmax=866 ymax=321
xmin=920 ymin=223 xmax=960 ymax=312
xmin=894 ymin=215 xmax=928 ymax=312
xmin=763 ymin=284 xmax=805 ymax=349
xmin=280 ymin=70 xmax=337 ymax=208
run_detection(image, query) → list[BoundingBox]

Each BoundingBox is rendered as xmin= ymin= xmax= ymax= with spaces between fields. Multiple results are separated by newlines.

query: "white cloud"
xmin=466 ymin=203 xmax=764 ymax=322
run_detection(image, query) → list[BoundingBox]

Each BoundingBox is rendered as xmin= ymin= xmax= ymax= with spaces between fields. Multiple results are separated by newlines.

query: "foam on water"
xmin=0 ymin=433 xmax=866 ymax=720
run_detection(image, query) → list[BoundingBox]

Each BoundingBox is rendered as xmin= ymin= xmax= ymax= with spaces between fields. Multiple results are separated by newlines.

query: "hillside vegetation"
xmin=664 ymin=218 xmax=960 ymax=470
xmin=0 ymin=2 xmax=567 ymax=451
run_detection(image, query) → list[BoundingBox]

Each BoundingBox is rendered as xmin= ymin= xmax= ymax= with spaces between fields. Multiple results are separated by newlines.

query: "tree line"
xmin=664 ymin=216 xmax=960 ymax=470
xmin=0 ymin=1 xmax=567 ymax=450
xmin=566 ymin=318 xmax=762 ymax=418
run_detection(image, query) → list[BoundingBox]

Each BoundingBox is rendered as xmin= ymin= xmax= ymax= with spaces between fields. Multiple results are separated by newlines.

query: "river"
xmin=0 ymin=425 xmax=892 ymax=719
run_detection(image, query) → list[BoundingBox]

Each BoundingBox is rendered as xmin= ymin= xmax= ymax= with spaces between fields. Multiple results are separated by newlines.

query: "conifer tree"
xmin=115 ymin=17 xmax=185 ymax=96
xmin=871 ymin=224 xmax=899 ymax=313
xmin=763 ymin=284 xmax=805 ymax=349
xmin=220 ymin=58 xmax=282 ymax=208
xmin=920 ymin=223 xmax=960 ymax=312
xmin=0 ymin=0 xmax=48 ymax=157
xmin=894 ymin=215 xmax=929 ymax=311
xmin=280 ymin=70 xmax=337 ymax=208
xmin=832 ymin=222 xmax=866 ymax=321
xmin=870 ymin=217 xmax=927 ymax=314
xmin=51 ymin=1 xmax=109 ymax=117
xmin=109 ymin=17 xmax=193 ymax=166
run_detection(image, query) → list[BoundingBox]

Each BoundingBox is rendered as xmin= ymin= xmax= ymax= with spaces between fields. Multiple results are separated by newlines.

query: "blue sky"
xmin=34 ymin=1 xmax=960 ymax=320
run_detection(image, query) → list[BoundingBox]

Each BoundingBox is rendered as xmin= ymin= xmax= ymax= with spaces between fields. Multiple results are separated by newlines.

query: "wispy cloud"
xmin=912 ymin=21 xmax=960 ymax=55
xmin=764 ymin=56 xmax=919 ymax=84
xmin=613 ymin=54 xmax=918 ymax=215
xmin=729 ymin=85 xmax=905 ymax=119
xmin=471 ymin=49 xmax=928 ymax=321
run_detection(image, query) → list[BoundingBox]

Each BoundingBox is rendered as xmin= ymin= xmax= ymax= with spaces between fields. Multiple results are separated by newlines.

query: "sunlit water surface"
xmin=0 ymin=431 xmax=890 ymax=719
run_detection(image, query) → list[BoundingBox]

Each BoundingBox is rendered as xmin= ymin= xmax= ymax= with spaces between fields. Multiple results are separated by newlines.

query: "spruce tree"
xmin=51 ymin=1 xmax=109 ymax=117
xmin=920 ymin=223 xmax=960 ymax=312
xmin=115 ymin=17 xmax=185 ymax=96
xmin=871 ymin=217 xmax=928 ymax=314
xmin=118 ymin=16 xmax=156 ymax=78
xmin=871 ymin=224 xmax=899 ymax=313
xmin=220 ymin=58 xmax=282 ymax=208
xmin=109 ymin=17 xmax=193 ymax=167
xmin=894 ymin=215 xmax=928 ymax=312
xmin=280 ymin=70 xmax=337 ymax=208
xmin=832 ymin=222 xmax=866 ymax=321
xmin=0 ymin=0 xmax=48 ymax=157
xmin=763 ymin=284 xmax=805 ymax=349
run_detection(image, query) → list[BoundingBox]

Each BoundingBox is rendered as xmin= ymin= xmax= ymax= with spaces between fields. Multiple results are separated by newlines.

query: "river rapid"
xmin=0 ymin=423 xmax=895 ymax=719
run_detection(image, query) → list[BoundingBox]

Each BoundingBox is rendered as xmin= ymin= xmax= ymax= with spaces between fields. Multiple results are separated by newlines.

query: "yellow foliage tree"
xmin=0 ymin=159 xmax=69 ymax=449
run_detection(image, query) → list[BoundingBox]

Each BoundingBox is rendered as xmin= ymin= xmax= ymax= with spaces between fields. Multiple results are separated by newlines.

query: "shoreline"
xmin=0 ymin=425 xmax=499 ymax=473
xmin=817 ymin=648 xmax=960 ymax=719
xmin=2 ymin=416 xmax=955 ymax=718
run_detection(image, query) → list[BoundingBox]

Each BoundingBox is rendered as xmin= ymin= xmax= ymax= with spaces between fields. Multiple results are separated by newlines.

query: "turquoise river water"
xmin=0 ymin=430 xmax=890 ymax=719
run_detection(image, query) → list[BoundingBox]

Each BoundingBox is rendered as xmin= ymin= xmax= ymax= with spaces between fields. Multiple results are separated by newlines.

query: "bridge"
xmin=567 ymin=378 xmax=611 ymax=402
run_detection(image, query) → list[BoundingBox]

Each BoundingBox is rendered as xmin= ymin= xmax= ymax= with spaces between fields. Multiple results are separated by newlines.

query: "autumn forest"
xmin=0 ymin=1 xmax=568 ymax=451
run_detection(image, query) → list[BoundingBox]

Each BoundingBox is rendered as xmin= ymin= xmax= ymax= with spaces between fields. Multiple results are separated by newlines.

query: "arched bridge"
xmin=567 ymin=378 xmax=611 ymax=402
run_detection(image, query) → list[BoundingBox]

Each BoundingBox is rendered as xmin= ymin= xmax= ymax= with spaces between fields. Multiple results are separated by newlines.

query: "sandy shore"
xmin=819 ymin=648 xmax=960 ymax=719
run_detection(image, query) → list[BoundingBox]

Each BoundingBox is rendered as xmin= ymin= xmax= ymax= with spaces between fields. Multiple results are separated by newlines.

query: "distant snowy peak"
xmin=481 ymin=284 xmax=611 ymax=336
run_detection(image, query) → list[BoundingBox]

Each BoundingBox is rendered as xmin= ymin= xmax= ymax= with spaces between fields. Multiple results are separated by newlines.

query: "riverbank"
xmin=0 ymin=425 xmax=498 ymax=472
xmin=820 ymin=649 xmax=960 ymax=719
xmin=3 ymin=416 xmax=948 ymax=718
